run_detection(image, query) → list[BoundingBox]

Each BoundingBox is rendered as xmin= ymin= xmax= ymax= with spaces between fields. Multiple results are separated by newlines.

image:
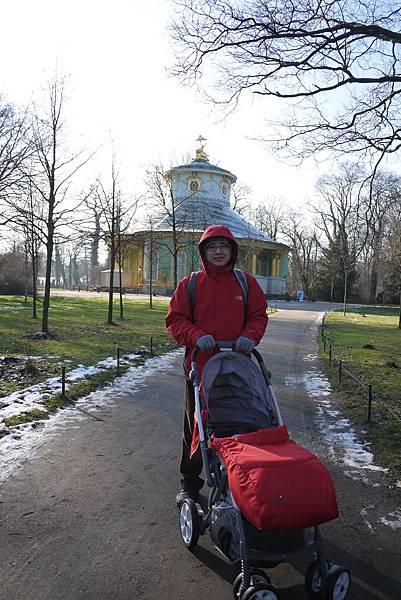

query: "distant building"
xmin=104 ymin=140 xmax=289 ymax=296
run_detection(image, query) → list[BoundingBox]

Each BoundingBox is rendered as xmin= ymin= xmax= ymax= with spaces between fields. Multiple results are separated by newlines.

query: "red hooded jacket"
xmin=166 ymin=225 xmax=268 ymax=376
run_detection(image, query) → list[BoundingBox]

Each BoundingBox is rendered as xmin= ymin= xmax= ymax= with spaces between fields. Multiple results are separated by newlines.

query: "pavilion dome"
xmin=155 ymin=140 xmax=276 ymax=243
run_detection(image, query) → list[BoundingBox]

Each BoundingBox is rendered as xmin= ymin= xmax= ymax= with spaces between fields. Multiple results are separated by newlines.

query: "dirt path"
xmin=0 ymin=303 xmax=400 ymax=599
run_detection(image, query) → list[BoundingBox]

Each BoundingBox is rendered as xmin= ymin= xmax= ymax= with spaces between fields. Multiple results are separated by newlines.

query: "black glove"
xmin=235 ymin=336 xmax=255 ymax=354
xmin=196 ymin=335 xmax=215 ymax=353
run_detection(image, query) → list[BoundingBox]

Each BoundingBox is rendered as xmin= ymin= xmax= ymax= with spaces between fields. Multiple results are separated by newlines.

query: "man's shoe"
xmin=176 ymin=489 xmax=199 ymax=505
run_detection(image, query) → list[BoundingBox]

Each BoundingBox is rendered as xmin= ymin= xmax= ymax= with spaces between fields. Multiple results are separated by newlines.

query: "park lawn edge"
xmin=0 ymin=294 xmax=275 ymax=436
xmin=1 ymin=364 xmax=133 ymax=435
xmin=318 ymin=310 xmax=401 ymax=480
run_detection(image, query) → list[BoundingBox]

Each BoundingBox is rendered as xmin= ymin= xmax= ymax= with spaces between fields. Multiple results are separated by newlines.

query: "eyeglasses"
xmin=206 ymin=243 xmax=231 ymax=251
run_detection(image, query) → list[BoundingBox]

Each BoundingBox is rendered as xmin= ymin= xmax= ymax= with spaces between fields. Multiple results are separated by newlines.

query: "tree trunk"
xmin=149 ymin=239 xmax=153 ymax=309
xmin=41 ymin=232 xmax=54 ymax=333
xmin=107 ymin=245 xmax=115 ymax=325
xmin=90 ymin=213 xmax=100 ymax=285
xmin=31 ymin=241 xmax=38 ymax=319
xmin=399 ymin=289 xmax=401 ymax=329
xmin=369 ymin=266 xmax=378 ymax=304
xmin=118 ymin=261 xmax=124 ymax=320
xmin=343 ymin=271 xmax=348 ymax=316
xmin=173 ymin=247 xmax=178 ymax=289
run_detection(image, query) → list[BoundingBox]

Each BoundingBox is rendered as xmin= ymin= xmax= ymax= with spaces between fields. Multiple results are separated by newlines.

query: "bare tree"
xmin=314 ymin=162 xmax=369 ymax=312
xmin=20 ymin=75 xmax=93 ymax=334
xmin=282 ymin=213 xmax=319 ymax=300
xmin=361 ymin=172 xmax=401 ymax=303
xmin=381 ymin=205 xmax=401 ymax=327
xmin=22 ymin=184 xmax=42 ymax=317
xmin=0 ymin=97 xmax=32 ymax=202
xmin=249 ymin=198 xmax=288 ymax=241
xmin=231 ymin=181 xmax=251 ymax=215
xmin=145 ymin=163 xmax=197 ymax=289
xmin=171 ymin=1 xmax=401 ymax=162
xmin=87 ymin=161 xmax=138 ymax=324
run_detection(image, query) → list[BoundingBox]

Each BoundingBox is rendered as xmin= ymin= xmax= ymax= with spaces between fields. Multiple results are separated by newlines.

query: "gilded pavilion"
xmin=103 ymin=141 xmax=289 ymax=296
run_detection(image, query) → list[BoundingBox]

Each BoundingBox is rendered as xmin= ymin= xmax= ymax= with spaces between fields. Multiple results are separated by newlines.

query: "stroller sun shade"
xmin=201 ymin=353 xmax=274 ymax=437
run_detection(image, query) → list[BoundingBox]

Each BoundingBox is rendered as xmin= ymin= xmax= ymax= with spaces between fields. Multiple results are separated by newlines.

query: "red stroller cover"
xmin=212 ymin=425 xmax=339 ymax=531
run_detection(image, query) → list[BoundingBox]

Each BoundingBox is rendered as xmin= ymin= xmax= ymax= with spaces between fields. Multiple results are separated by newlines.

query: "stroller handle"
xmin=191 ymin=341 xmax=271 ymax=385
xmin=191 ymin=340 xmax=235 ymax=360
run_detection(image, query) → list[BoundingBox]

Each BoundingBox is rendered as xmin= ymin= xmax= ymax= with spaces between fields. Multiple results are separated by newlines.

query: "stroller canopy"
xmin=201 ymin=352 xmax=274 ymax=437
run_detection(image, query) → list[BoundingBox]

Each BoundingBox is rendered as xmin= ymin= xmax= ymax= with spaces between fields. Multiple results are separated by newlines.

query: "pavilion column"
xmin=252 ymin=253 xmax=257 ymax=274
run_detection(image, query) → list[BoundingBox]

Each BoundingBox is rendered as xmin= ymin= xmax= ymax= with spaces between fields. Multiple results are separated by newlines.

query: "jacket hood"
xmin=199 ymin=225 xmax=238 ymax=270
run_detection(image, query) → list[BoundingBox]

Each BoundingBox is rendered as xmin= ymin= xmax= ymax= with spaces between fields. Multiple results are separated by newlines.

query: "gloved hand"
xmin=235 ymin=336 xmax=255 ymax=354
xmin=196 ymin=334 xmax=215 ymax=353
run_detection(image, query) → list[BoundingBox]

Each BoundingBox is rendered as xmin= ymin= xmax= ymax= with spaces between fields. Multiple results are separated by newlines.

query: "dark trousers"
xmin=179 ymin=380 xmax=204 ymax=491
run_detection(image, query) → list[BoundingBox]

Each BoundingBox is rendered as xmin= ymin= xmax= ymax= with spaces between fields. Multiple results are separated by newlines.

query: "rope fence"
xmin=321 ymin=314 xmax=401 ymax=425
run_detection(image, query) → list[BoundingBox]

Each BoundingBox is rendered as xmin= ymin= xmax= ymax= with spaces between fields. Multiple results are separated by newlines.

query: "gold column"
xmin=272 ymin=256 xmax=278 ymax=277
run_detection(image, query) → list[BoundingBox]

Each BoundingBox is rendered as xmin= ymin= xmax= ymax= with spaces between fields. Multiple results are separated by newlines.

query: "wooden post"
xmin=329 ymin=344 xmax=332 ymax=362
xmin=150 ymin=336 xmax=154 ymax=356
xmin=339 ymin=360 xmax=342 ymax=382
xmin=117 ymin=347 xmax=120 ymax=373
xmin=323 ymin=334 xmax=326 ymax=352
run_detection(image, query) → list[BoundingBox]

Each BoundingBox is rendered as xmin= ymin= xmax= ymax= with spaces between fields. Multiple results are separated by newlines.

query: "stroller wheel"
xmin=179 ymin=499 xmax=200 ymax=549
xmin=241 ymin=583 xmax=278 ymax=600
xmin=324 ymin=566 xmax=351 ymax=600
xmin=233 ymin=570 xmax=271 ymax=599
xmin=305 ymin=559 xmax=331 ymax=595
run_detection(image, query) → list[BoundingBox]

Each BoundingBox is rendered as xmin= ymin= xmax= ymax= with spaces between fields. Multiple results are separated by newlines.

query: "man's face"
xmin=205 ymin=240 xmax=232 ymax=267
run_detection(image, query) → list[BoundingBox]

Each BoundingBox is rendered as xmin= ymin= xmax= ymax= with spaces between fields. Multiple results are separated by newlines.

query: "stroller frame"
xmin=178 ymin=342 xmax=351 ymax=600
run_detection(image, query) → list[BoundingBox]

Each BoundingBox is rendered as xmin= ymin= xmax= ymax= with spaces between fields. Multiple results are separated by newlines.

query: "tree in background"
xmin=314 ymin=162 xmax=368 ymax=311
xmin=361 ymin=172 xmax=401 ymax=303
xmin=231 ymin=181 xmax=252 ymax=216
xmin=282 ymin=213 xmax=319 ymax=301
xmin=249 ymin=199 xmax=287 ymax=241
xmin=0 ymin=248 xmax=31 ymax=295
xmin=381 ymin=209 xmax=401 ymax=327
xmin=25 ymin=75 xmax=93 ymax=334
xmin=172 ymin=0 xmax=401 ymax=165
xmin=0 ymin=97 xmax=31 ymax=202
xmin=87 ymin=157 xmax=138 ymax=324
xmin=145 ymin=163 xmax=199 ymax=289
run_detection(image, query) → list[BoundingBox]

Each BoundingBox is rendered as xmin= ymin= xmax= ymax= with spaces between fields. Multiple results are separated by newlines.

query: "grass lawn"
xmin=0 ymin=294 xmax=174 ymax=365
xmin=320 ymin=308 xmax=401 ymax=476
xmin=0 ymin=294 xmax=176 ymax=400
xmin=0 ymin=292 xmax=275 ymax=430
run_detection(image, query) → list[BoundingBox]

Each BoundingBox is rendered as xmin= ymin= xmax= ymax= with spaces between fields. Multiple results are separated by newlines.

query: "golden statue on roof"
xmin=194 ymin=134 xmax=209 ymax=161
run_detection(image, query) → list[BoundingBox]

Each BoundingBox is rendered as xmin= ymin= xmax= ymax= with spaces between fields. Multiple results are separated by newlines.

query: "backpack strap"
xmin=187 ymin=271 xmax=199 ymax=322
xmin=233 ymin=269 xmax=249 ymax=324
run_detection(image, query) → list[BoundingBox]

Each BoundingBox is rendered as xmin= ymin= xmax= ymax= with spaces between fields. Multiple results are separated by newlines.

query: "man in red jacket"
xmin=166 ymin=225 xmax=268 ymax=504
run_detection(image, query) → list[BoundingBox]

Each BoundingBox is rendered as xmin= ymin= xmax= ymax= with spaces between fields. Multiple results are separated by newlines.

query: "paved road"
xmin=0 ymin=303 xmax=400 ymax=599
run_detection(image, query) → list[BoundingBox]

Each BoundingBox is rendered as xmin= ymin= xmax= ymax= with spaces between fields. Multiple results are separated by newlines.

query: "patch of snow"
xmin=284 ymin=353 xmax=388 ymax=482
xmin=360 ymin=506 xmax=375 ymax=533
xmin=379 ymin=510 xmax=401 ymax=530
xmin=0 ymin=349 xmax=182 ymax=485
xmin=303 ymin=371 xmax=331 ymax=397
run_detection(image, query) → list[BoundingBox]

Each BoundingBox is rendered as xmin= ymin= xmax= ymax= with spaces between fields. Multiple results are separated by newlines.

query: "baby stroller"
xmin=177 ymin=342 xmax=351 ymax=600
